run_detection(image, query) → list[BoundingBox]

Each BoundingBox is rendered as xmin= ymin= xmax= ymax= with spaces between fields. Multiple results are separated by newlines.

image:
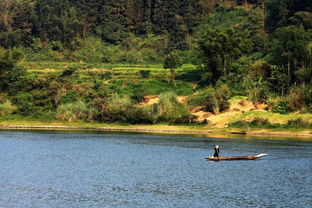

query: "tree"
xmin=289 ymin=11 xmax=312 ymax=30
xmin=265 ymin=0 xmax=312 ymax=33
xmin=163 ymin=51 xmax=183 ymax=86
xmin=270 ymin=26 xmax=312 ymax=85
xmin=0 ymin=48 xmax=27 ymax=94
xmin=196 ymin=26 xmax=251 ymax=84
xmin=31 ymin=0 xmax=83 ymax=47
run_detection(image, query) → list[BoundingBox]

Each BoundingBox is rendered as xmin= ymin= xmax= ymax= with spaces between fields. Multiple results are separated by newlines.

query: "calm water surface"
xmin=0 ymin=130 xmax=311 ymax=208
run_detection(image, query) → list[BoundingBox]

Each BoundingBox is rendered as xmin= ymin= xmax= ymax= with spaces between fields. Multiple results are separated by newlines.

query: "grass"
xmin=229 ymin=111 xmax=312 ymax=125
xmin=13 ymin=61 xmax=312 ymax=136
xmin=20 ymin=61 xmax=196 ymax=96
xmin=228 ymin=111 xmax=312 ymax=130
xmin=21 ymin=61 xmax=198 ymax=83
xmin=107 ymin=79 xmax=193 ymax=96
xmin=0 ymin=115 xmax=208 ymax=132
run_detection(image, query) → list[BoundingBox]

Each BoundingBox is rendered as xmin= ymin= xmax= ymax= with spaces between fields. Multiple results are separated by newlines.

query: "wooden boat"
xmin=206 ymin=153 xmax=267 ymax=161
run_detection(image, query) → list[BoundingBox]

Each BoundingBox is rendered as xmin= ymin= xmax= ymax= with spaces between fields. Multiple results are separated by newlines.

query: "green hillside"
xmin=0 ymin=0 xmax=312 ymax=130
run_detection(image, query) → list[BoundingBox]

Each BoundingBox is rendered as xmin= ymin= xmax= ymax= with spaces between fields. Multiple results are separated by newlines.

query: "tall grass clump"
xmin=187 ymin=86 xmax=230 ymax=114
xmin=0 ymin=100 xmax=16 ymax=115
xmin=287 ymin=118 xmax=311 ymax=128
xmin=108 ymin=94 xmax=132 ymax=111
xmin=287 ymin=85 xmax=312 ymax=112
xmin=157 ymin=92 xmax=191 ymax=123
xmin=56 ymin=100 xmax=96 ymax=122
xmin=96 ymin=94 xmax=133 ymax=122
xmin=157 ymin=92 xmax=179 ymax=117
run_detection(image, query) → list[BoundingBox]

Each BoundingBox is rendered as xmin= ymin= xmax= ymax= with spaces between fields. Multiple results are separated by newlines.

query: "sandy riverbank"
xmin=0 ymin=122 xmax=312 ymax=139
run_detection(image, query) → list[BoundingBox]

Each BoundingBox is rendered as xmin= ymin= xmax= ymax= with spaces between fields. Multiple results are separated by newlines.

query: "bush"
xmin=187 ymin=86 xmax=230 ymax=114
xmin=13 ymin=92 xmax=34 ymax=115
xmin=287 ymin=85 xmax=312 ymax=111
xmin=99 ymin=72 xmax=112 ymax=80
xmin=0 ymin=100 xmax=15 ymax=115
xmin=248 ymin=83 xmax=269 ymax=103
xmin=56 ymin=100 xmax=96 ymax=122
xmin=131 ymin=85 xmax=148 ymax=102
xmin=250 ymin=117 xmax=271 ymax=126
xmin=139 ymin=70 xmax=151 ymax=78
xmin=124 ymin=106 xmax=157 ymax=124
xmin=272 ymin=101 xmax=291 ymax=114
xmin=202 ymin=88 xmax=219 ymax=114
xmin=287 ymin=118 xmax=311 ymax=128
xmin=157 ymin=92 xmax=191 ymax=123
xmin=157 ymin=92 xmax=179 ymax=119
xmin=70 ymin=37 xmax=107 ymax=62
xmin=96 ymin=94 xmax=133 ymax=122
xmin=229 ymin=117 xmax=271 ymax=127
xmin=60 ymin=91 xmax=76 ymax=104
xmin=215 ymin=83 xmax=231 ymax=112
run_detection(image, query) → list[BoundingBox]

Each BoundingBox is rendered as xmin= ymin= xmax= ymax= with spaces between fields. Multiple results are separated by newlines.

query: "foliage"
xmin=195 ymin=26 xmax=252 ymax=84
xmin=287 ymin=118 xmax=311 ymax=128
xmin=269 ymin=26 xmax=312 ymax=85
xmin=272 ymin=101 xmax=291 ymax=114
xmin=0 ymin=100 xmax=15 ymax=115
xmin=163 ymin=51 xmax=183 ymax=86
xmin=13 ymin=92 xmax=34 ymax=115
xmin=139 ymin=70 xmax=151 ymax=78
xmin=1 ymin=1 xmax=312 ymax=125
xmin=248 ymin=77 xmax=269 ymax=103
xmin=56 ymin=100 xmax=96 ymax=122
xmin=287 ymin=85 xmax=312 ymax=111
xmin=188 ymin=86 xmax=230 ymax=114
xmin=157 ymin=92 xmax=179 ymax=119
xmin=0 ymin=48 xmax=28 ymax=94
xmin=157 ymin=92 xmax=191 ymax=123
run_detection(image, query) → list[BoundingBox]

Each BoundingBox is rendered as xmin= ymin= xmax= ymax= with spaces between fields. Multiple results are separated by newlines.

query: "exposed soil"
xmin=192 ymin=98 xmax=264 ymax=127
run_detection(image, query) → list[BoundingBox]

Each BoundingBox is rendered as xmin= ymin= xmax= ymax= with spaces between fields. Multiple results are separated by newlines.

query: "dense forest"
xmin=0 ymin=0 xmax=312 ymax=126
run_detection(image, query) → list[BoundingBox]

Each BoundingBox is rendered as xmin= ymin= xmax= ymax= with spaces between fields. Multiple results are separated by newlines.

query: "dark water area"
xmin=0 ymin=130 xmax=311 ymax=208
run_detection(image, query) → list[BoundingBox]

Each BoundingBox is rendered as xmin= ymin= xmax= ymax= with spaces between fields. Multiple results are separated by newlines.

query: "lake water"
xmin=0 ymin=130 xmax=311 ymax=208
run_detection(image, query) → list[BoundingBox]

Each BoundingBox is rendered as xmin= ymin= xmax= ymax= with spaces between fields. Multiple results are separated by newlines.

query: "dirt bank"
xmin=1 ymin=123 xmax=311 ymax=139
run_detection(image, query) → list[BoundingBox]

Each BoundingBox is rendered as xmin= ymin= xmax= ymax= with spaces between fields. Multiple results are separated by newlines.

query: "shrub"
xmin=124 ymin=106 xmax=157 ymax=124
xmin=215 ymin=83 xmax=231 ymax=112
xmin=56 ymin=100 xmax=96 ymax=122
xmin=96 ymin=94 xmax=133 ymax=122
xmin=250 ymin=117 xmax=271 ymax=126
xmin=0 ymin=100 xmax=15 ymax=115
xmin=108 ymin=94 xmax=132 ymax=110
xmin=157 ymin=92 xmax=179 ymax=119
xmin=229 ymin=117 xmax=271 ymax=127
xmin=70 ymin=37 xmax=107 ymax=62
xmin=272 ymin=101 xmax=291 ymax=114
xmin=59 ymin=66 xmax=78 ymax=78
xmin=99 ymin=72 xmax=112 ymax=80
xmin=157 ymin=92 xmax=191 ymax=123
xmin=139 ymin=70 xmax=151 ymax=78
xmin=215 ymin=83 xmax=231 ymax=101
xmin=60 ymin=91 xmax=76 ymax=104
xmin=287 ymin=85 xmax=312 ymax=111
xmin=287 ymin=118 xmax=311 ymax=128
xmin=13 ymin=92 xmax=34 ymax=115
xmin=187 ymin=87 xmax=229 ymax=114
xmin=131 ymin=85 xmax=148 ymax=103
xmin=248 ymin=84 xmax=269 ymax=103
xmin=202 ymin=88 xmax=219 ymax=114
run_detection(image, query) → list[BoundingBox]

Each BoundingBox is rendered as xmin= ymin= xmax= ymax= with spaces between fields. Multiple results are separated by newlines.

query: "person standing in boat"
xmin=213 ymin=145 xmax=220 ymax=157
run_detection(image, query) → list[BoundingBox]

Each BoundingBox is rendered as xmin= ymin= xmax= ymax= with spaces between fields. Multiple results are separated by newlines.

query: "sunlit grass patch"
xmin=229 ymin=111 xmax=312 ymax=129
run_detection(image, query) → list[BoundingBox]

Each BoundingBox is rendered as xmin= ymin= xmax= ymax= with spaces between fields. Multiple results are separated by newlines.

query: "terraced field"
xmin=20 ymin=62 xmax=199 ymax=96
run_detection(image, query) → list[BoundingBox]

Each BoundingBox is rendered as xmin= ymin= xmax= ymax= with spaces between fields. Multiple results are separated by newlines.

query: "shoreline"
xmin=1 ymin=123 xmax=312 ymax=139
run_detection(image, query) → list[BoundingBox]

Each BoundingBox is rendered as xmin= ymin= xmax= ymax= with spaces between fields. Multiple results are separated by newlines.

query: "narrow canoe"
xmin=206 ymin=153 xmax=267 ymax=161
